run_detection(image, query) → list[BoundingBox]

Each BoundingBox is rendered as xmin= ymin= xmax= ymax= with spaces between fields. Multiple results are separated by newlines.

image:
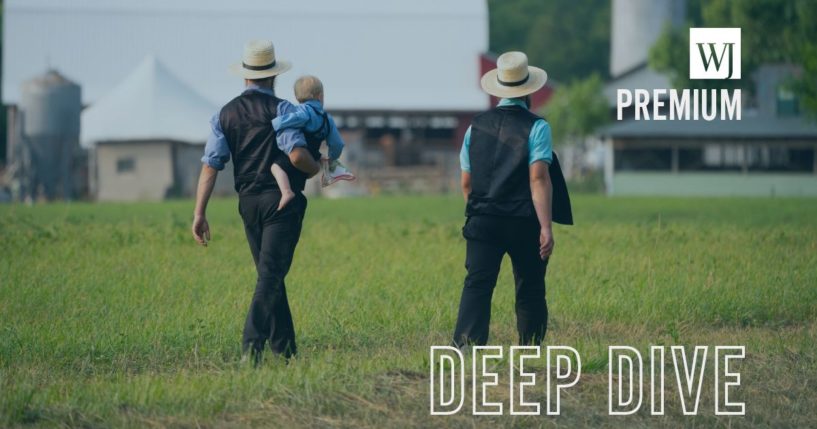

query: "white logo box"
xmin=689 ymin=28 xmax=741 ymax=80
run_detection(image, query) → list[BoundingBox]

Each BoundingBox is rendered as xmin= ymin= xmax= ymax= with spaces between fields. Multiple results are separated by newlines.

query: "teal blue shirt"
xmin=459 ymin=98 xmax=553 ymax=172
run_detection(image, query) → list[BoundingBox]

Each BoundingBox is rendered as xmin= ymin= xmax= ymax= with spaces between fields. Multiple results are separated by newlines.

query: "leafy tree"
xmin=543 ymin=74 xmax=608 ymax=189
xmin=649 ymin=0 xmax=817 ymax=114
xmin=544 ymin=74 xmax=609 ymax=146
xmin=488 ymin=0 xmax=610 ymax=83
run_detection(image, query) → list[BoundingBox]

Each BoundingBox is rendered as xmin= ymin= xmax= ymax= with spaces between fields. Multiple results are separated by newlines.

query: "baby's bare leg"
xmin=270 ymin=163 xmax=296 ymax=210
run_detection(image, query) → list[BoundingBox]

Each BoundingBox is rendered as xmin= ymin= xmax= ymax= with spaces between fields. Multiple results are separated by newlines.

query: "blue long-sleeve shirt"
xmin=460 ymin=98 xmax=553 ymax=172
xmin=201 ymin=84 xmax=308 ymax=170
xmin=271 ymin=99 xmax=345 ymax=160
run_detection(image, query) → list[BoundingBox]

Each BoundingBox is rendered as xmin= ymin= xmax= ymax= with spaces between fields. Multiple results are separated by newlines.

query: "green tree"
xmin=543 ymin=74 xmax=608 ymax=190
xmin=649 ymin=0 xmax=817 ymax=114
xmin=488 ymin=0 xmax=610 ymax=83
xmin=544 ymin=73 xmax=609 ymax=146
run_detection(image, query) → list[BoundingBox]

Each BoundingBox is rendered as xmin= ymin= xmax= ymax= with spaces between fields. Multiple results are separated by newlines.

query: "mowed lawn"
xmin=1 ymin=195 xmax=816 ymax=428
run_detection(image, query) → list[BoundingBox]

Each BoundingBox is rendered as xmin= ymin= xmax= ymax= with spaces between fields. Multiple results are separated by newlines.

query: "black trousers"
xmin=238 ymin=191 xmax=307 ymax=358
xmin=453 ymin=215 xmax=549 ymax=347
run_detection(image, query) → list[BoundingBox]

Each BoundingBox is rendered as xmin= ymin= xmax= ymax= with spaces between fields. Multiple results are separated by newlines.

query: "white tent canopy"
xmin=80 ymin=56 xmax=216 ymax=147
xmin=4 ymin=0 xmax=489 ymax=112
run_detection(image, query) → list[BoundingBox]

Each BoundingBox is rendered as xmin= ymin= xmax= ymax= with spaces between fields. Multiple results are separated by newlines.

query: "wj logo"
xmin=689 ymin=28 xmax=741 ymax=80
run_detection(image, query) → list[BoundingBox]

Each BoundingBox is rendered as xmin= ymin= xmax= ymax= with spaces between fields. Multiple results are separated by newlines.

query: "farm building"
xmin=1 ymin=0 xmax=553 ymax=199
xmin=599 ymin=0 xmax=817 ymax=196
xmin=601 ymin=65 xmax=817 ymax=197
xmin=81 ymin=56 xmax=235 ymax=201
xmin=4 ymin=70 xmax=83 ymax=202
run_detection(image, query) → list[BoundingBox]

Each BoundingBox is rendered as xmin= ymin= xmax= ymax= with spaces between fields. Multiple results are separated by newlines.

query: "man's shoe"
xmin=321 ymin=159 xmax=356 ymax=187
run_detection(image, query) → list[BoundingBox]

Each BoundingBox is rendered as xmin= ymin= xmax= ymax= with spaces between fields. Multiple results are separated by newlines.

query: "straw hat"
xmin=230 ymin=40 xmax=292 ymax=79
xmin=480 ymin=51 xmax=548 ymax=98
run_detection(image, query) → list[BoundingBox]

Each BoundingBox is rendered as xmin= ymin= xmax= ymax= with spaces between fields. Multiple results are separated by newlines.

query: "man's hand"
xmin=539 ymin=227 xmax=554 ymax=260
xmin=192 ymin=164 xmax=218 ymax=247
xmin=192 ymin=215 xmax=211 ymax=247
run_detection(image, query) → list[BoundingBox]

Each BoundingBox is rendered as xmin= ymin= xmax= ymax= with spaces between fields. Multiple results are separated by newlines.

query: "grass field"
xmin=1 ymin=195 xmax=816 ymax=428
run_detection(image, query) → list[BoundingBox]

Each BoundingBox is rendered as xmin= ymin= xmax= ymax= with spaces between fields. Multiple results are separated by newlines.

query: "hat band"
xmin=497 ymin=73 xmax=530 ymax=87
xmin=243 ymin=59 xmax=276 ymax=71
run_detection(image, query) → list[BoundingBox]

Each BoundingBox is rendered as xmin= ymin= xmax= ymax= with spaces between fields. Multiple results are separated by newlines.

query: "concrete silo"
xmin=610 ymin=0 xmax=686 ymax=77
xmin=15 ymin=70 xmax=82 ymax=200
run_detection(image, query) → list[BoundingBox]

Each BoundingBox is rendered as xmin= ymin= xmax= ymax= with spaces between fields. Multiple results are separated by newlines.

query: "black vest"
xmin=466 ymin=105 xmax=573 ymax=225
xmin=219 ymin=90 xmax=307 ymax=196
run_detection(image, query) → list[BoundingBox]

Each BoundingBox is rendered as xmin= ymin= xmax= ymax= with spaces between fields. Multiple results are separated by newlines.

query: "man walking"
xmin=192 ymin=40 xmax=320 ymax=363
xmin=453 ymin=51 xmax=573 ymax=348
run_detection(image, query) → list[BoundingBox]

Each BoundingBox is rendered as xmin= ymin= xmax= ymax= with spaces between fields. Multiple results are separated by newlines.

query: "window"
xmin=777 ymin=86 xmax=799 ymax=117
xmin=678 ymin=145 xmax=814 ymax=172
xmin=678 ymin=148 xmax=705 ymax=171
xmin=747 ymin=146 xmax=814 ymax=172
xmin=116 ymin=157 xmax=136 ymax=173
xmin=678 ymin=146 xmax=742 ymax=171
xmin=614 ymin=148 xmax=672 ymax=171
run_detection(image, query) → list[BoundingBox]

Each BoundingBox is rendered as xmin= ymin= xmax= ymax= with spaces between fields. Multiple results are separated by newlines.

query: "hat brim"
xmin=229 ymin=60 xmax=292 ymax=79
xmin=480 ymin=66 xmax=548 ymax=98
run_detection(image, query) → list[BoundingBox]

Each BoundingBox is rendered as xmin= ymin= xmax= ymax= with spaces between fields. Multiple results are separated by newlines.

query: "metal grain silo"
xmin=18 ymin=70 xmax=82 ymax=200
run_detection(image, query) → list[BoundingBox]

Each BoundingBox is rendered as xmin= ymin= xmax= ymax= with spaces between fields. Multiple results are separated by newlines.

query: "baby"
xmin=270 ymin=75 xmax=355 ymax=209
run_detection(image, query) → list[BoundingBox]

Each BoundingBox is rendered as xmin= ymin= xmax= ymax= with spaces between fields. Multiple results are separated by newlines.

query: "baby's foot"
xmin=278 ymin=190 xmax=295 ymax=211
xmin=322 ymin=160 xmax=356 ymax=187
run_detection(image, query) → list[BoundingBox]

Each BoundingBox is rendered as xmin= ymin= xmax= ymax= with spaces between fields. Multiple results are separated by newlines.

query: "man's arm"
xmin=459 ymin=125 xmax=472 ymax=202
xmin=193 ymin=111 xmax=229 ymax=246
xmin=201 ymin=112 xmax=231 ymax=170
xmin=192 ymin=164 xmax=218 ymax=247
xmin=461 ymin=171 xmax=471 ymax=202
xmin=530 ymin=161 xmax=553 ymax=260
xmin=289 ymin=147 xmax=320 ymax=177
xmin=528 ymin=119 xmax=554 ymax=260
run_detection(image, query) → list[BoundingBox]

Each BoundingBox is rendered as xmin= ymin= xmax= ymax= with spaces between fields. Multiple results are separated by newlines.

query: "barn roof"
xmin=598 ymin=114 xmax=817 ymax=139
xmin=3 ymin=0 xmax=489 ymax=112
xmin=80 ymin=56 xmax=216 ymax=147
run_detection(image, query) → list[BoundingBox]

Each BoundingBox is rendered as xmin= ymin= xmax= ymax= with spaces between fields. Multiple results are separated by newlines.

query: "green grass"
xmin=1 ymin=195 xmax=816 ymax=428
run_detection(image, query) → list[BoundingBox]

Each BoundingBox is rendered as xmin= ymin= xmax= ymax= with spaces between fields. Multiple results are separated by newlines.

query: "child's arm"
xmin=325 ymin=115 xmax=345 ymax=160
xmin=272 ymin=106 xmax=310 ymax=132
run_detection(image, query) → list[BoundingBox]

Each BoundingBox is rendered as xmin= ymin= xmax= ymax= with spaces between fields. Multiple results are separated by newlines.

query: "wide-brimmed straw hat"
xmin=230 ymin=40 xmax=292 ymax=80
xmin=480 ymin=51 xmax=548 ymax=98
